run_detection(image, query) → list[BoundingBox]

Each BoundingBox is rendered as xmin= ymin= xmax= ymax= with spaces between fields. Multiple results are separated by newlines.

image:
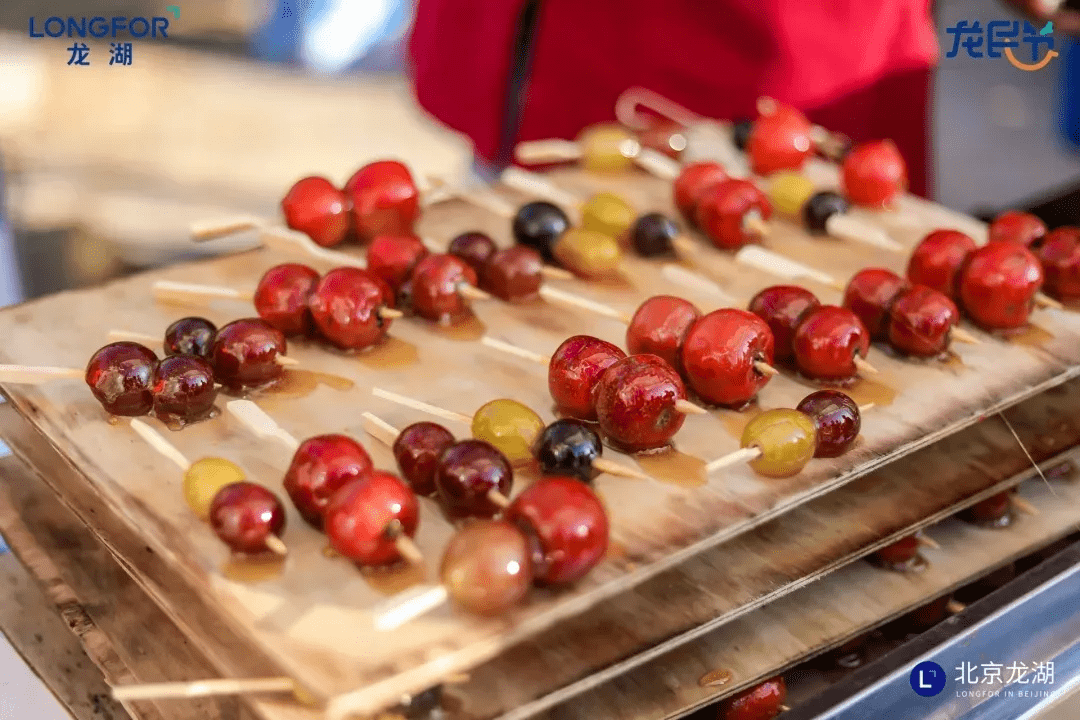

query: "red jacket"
xmin=409 ymin=0 xmax=939 ymax=196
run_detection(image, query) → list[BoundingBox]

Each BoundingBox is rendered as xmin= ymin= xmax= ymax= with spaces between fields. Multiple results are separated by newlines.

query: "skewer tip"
xmin=274 ymin=355 xmax=300 ymax=367
xmin=1011 ymin=495 xmax=1040 ymax=516
xmin=950 ymin=326 xmax=981 ymax=345
xmin=852 ymin=355 xmax=879 ymax=375
xmin=754 ymin=361 xmax=780 ymax=377
xmin=458 ymin=283 xmax=492 ymax=302
xmin=264 ymin=535 xmax=288 ymax=556
xmin=378 ymin=307 xmax=406 ymax=320
xmin=675 ymin=399 xmax=709 ymax=415
xmin=1036 ymin=292 xmax=1064 ymax=311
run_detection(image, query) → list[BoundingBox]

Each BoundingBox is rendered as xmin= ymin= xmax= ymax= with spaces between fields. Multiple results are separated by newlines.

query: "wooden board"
xmin=0 ymin=453 xmax=299 ymax=720
xmin=540 ymin=469 xmax=1080 ymax=720
xmin=0 ymin=163 xmax=1078 ymax=714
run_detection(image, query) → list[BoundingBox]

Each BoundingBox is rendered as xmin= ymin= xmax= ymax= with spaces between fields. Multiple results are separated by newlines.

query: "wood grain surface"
xmin=0 ymin=162 xmax=1077 ymax=714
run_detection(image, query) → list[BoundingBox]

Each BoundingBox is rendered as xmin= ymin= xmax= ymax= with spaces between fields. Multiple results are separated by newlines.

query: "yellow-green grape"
xmin=552 ymin=228 xmax=623 ymax=279
xmin=769 ymin=172 xmax=817 ymax=217
xmin=578 ymin=124 xmax=639 ymax=172
xmin=472 ymin=399 xmax=545 ymax=466
xmin=184 ymin=457 xmax=246 ymax=519
xmin=581 ymin=192 xmax=636 ymax=241
xmin=740 ymin=409 xmax=818 ymax=478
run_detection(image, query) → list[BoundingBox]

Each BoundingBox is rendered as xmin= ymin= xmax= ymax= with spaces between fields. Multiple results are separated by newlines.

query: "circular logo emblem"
xmin=910 ymin=661 xmax=947 ymax=697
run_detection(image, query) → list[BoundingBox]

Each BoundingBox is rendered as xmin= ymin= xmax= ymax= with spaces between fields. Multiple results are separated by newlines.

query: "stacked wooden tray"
xmin=0 ymin=159 xmax=1078 ymax=719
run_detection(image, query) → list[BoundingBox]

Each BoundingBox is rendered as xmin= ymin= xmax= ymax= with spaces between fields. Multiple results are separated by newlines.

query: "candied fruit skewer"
xmin=767 ymin=172 xmax=903 ymax=252
xmin=128 ymin=418 xmax=288 ymax=556
xmin=705 ymin=392 xmax=872 ymax=478
xmin=477 ymin=337 xmax=713 ymax=416
xmin=513 ymin=122 xmax=681 ymax=178
xmin=151 ymin=278 xmax=407 ymax=319
xmin=112 ymin=678 xmax=299 ymax=703
xmin=224 ymin=399 xmax=424 ymax=565
xmin=361 ymin=406 xmax=648 ymax=483
xmin=365 ymin=475 xmax=609 ymax=636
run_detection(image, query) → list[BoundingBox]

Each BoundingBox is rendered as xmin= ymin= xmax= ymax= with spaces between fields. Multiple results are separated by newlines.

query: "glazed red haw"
xmin=280 ymin=176 xmax=351 ymax=248
xmin=85 ymin=342 xmax=158 ymax=416
xmin=748 ymin=285 xmax=821 ymax=361
xmin=365 ymin=234 xmax=428 ymax=292
xmin=283 ymin=434 xmax=374 ymax=527
xmin=593 ymin=354 xmax=688 ymax=452
xmin=681 ymin=309 xmax=775 ymax=407
xmin=795 ymin=390 xmax=860 ymax=458
xmin=626 ymin=296 xmax=701 ymax=375
xmin=1036 ymin=226 xmax=1080 ymax=300
xmin=747 ymin=103 xmax=814 ymax=175
xmin=435 ymin=440 xmax=513 ymax=519
xmin=673 ymin=161 xmax=728 ymax=223
xmin=958 ymin=243 xmax=1044 ymax=330
xmin=548 ymin=335 xmax=626 ymax=420
xmin=163 ymin=317 xmax=216 ymax=358
xmin=504 ymin=476 xmax=608 ymax=586
xmin=959 ymin=491 xmax=1012 ymax=525
xmin=209 ymin=482 xmax=287 ymax=554
xmin=907 ymin=229 xmax=976 ymax=298
xmin=988 ymin=210 xmax=1047 ymax=247
xmin=872 ymin=535 xmax=919 ymax=567
xmin=325 ymin=471 xmax=420 ymax=567
xmin=888 ymin=285 xmax=960 ymax=357
xmin=410 ymin=254 xmax=479 ymax=321
xmin=448 ymin=231 xmax=497 ymax=273
xmin=253 ymin=263 xmax=320 ymax=336
xmin=308 ymin=267 xmax=394 ymax=350
xmin=719 ymin=676 xmax=787 ymax=720
xmin=842 ymin=140 xmax=907 ymax=208
xmin=151 ymin=355 xmax=216 ymax=424
xmin=392 ymin=422 xmax=456 ymax=496
xmin=481 ymin=246 xmax=544 ymax=302
xmin=210 ymin=319 xmax=287 ymax=391
xmin=842 ymin=268 xmax=910 ymax=340
xmin=793 ymin=306 xmax=871 ymax=381
xmin=344 ymin=160 xmax=420 ymax=241
xmin=696 ymin=179 xmax=772 ymax=250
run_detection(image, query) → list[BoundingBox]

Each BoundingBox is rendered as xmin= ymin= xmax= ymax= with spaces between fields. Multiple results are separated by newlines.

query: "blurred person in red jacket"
xmin=409 ymin=0 xmax=1078 ymax=198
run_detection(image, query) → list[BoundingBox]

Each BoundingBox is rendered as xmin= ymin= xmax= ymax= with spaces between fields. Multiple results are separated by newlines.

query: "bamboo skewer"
xmin=128 ymin=418 xmax=288 ymax=557
xmin=1011 ymin=495 xmax=1040 ymax=516
xmin=113 ymin=677 xmax=297 ymax=701
xmin=916 ymin=534 xmax=940 ymax=550
xmin=733 ymin=246 xmax=844 ymax=291
xmin=224 ymin=401 xmax=422 ymax=563
xmin=364 ymin=399 xmax=651 ymax=482
xmin=0 ymin=365 xmax=85 ymax=384
xmin=151 ymin=280 xmax=405 ymax=320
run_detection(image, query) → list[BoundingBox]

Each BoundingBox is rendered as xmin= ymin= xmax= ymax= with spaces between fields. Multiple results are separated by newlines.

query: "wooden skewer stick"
xmin=742 ymin=211 xmax=770 ymax=239
xmin=372 ymin=387 xmax=472 ymax=425
xmin=487 ymin=489 xmax=511 ymax=508
xmin=660 ymin=264 xmax=738 ymax=304
xmin=951 ymin=327 xmax=981 ymax=345
xmin=670 ymin=236 xmax=702 ymax=256
xmin=383 ymin=520 xmax=425 ymax=565
xmin=1036 ymin=292 xmax=1064 ymax=311
xmin=0 ymin=365 xmax=85 ymax=384
xmin=779 ymin=705 xmax=792 ymax=713
xmin=264 ymin=535 xmax=289 ymax=556
xmin=676 ymin=400 xmax=708 ymax=415
xmin=1011 ymin=495 xmax=1040 ymax=516
xmin=153 ymin=280 xmax=254 ymax=304
xmin=225 ymin=400 xmax=301 ymax=451
xmin=360 ymin=412 xmax=400 ymax=447
xmin=853 ymin=355 xmax=879 ymax=375
xmin=946 ymin=599 xmax=967 ymax=614
xmin=705 ymin=446 xmax=762 ymax=473
xmin=755 ymin=361 xmax=779 ymax=376
xmin=151 ymin=280 xmax=402 ymax=320
xmin=500 ymin=167 xmax=581 ymax=211
xmin=859 ymin=403 xmax=875 ymax=413
xmin=539 ymin=286 xmax=631 ymax=323
xmin=633 ymin=148 xmax=681 ymax=180
xmin=481 ymin=336 xmax=549 ymax=366
xmin=457 ymin=282 xmax=492 ymax=302
xmin=734 ymin=246 xmax=843 ymax=291
xmin=190 ymin=215 xmax=264 ymax=242
xmin=824 ymin=215 xmax=904 ymax=252
xmin=916 ymin=534 xmax=940 ymax=550
xmin=371 ymin=584 xmax=450 ymax=633
xmin=130 ymin=419 xmax=191 ymax=472
xmin=258 ymin=227 xmax=367 ymax=269
xmin=112 ymin=677 xmax=297 ymax=701
xmin=514 ymin=139 xmax=584 ymax=165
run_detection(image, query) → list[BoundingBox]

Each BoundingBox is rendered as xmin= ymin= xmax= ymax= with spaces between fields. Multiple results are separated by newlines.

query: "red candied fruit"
xmin=547 ymin=335 xmax=626 ymax=421
xmin=280 ymin=176 xmax=351 ymax=248
xmin=625 ymin=296 xmax=701 ymax=375
xmin=593 ymin=354 xmax=688 ymax=452
xmin=253 ymin=263 xmax=321 ymax=336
